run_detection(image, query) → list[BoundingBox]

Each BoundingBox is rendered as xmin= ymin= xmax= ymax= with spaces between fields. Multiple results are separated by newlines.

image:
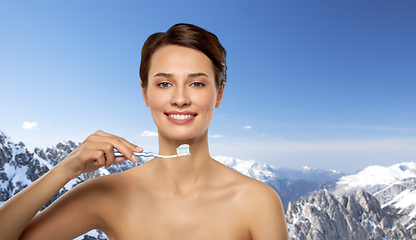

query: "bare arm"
xmin=19 ymin=171 xmax=119 ymax=240
xmin=0 ymin=131 xmax=140 ymax=240
xmin=248 ymin=183 xmax=289 ymax=240
xmin=0 ymin=166 xmax=71 ymax=240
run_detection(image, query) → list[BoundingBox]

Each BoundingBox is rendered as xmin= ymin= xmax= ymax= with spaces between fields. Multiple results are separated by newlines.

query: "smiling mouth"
xmin=165 ymin=112 xmax=197 ymax=122
xmin=167 ymin=114 xmax=196 ymax=120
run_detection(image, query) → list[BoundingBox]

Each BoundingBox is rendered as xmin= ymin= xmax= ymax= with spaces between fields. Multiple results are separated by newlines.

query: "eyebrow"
xmin=153 ymin=72 xmax=209 ymax=78
xmin=153 ymin=73 xmax=173 ymax=78
xmin=188 ymin=72 xmax=208 ymax=78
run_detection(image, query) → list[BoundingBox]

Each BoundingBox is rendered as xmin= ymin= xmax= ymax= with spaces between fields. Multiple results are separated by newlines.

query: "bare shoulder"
xmin=41 ymin=169 xmax=132 ymax=217
xmin=20 ymin=169 xmax=132 ymax=239
xmin=214 ymin=160 xmax=289 ymax=240
xmin=73 ymin=165 xmax=147 ymax=206
xmin=213 ymin=159 xmax=282 ymax=203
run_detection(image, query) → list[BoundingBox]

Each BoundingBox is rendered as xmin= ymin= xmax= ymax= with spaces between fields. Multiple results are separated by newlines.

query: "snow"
xmin=73 ymin=230 xmax=102 ymax=240
xmin=407 ymin=221 xmax=415 ymax=230
xmin=287 ymin=222 xmax=294 ymax=237
xmin=213 ymin=156 xmax=276 ymax=182
xmin=369 ymin=219 xmax=376 ymax=228
xmin=389 ymin=162 xmax=416 ymax=179
xmin=384 ymin=188 xmax=416 ymax=218
xmin=312 ymin=202 xmax=322 ymax=211
xmin=337 ymin=162 xmax=416 ymax=190
xmin=34 ymin=154 xmax=55 ymax=169
xmin=15 ymin=147 xmax=25 ymax=155
xmin=339 ymin=166 xmax=398 ymax=188
xmin=302 ymin=166 xmax=311 ymax=171
xmin=63 ymin=177 xmax=83 ymax=190
xmin=3 ymin=163 xmax=16 ymax=178
xmin=96 ymin=167 xmax=111 ymax=176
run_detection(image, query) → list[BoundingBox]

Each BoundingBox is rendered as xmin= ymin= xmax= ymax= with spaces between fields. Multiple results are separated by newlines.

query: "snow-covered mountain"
xmin=214 ymin=156 xmax=344 ymax=184
xmin=375 ymin=177 xmax=416 ymax=239
xmin=322 ymin=162 xmax=416 ymax=239
xmin=330 ymin=162 xmax=416 ymax=196
xmin=0 ymin=131 xmax=82 ymax=206
xmin=0 ymin=131 xmax=109 ymax=239
xmin=271 ymin=166 xmax=344 ymax=185
xmin=286 ymin=189 xmax=411 ymax=239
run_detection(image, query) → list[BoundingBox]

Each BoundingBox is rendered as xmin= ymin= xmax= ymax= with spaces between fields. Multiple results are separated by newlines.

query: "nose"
xmin=170 ymin=86 xmax=190 ymax=107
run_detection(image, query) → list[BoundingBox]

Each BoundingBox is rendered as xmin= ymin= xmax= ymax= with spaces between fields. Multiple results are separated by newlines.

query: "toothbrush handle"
xmin=114 ymin=150 xmax=190 ymax=159
xmin=114 ymin=150 xmax=156 ymax=158
xmin=114 ymin=150 xmax=163 ymax=158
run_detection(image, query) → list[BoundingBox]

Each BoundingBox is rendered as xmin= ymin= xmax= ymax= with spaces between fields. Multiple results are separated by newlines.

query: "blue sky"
xmin=1 ymin=0 xmax=415 ymax=174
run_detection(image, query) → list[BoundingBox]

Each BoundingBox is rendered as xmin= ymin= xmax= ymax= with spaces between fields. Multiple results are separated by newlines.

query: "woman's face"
xmin=142 ymin=45 xmax=223 ymax=141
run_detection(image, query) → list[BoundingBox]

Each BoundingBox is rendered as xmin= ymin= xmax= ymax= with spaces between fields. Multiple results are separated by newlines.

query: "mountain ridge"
xmin=320 ymin=160 xmax=416 ymax=239
xmin=286 ymin=189 xmax=411 ymax=239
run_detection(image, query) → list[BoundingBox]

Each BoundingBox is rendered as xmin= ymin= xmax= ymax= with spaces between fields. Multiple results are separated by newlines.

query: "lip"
xmin=165 ymin=111 xmax=197 ymax=124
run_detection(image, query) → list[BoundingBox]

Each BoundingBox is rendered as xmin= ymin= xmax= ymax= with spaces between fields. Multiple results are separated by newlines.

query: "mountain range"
xmin=286 ymin=189 xmax=411 ymax=239
xmin=1 ymin=130 xmax=415 ymax=239
xmin=322 ymin=162 xmax=416 ymax=239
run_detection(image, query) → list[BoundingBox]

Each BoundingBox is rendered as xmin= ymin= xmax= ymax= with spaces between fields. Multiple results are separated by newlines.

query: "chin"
xmin=159 ymin=129 xmax=208 ymax=142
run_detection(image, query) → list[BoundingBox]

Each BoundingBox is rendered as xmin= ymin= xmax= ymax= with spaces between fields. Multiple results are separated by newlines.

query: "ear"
xmin=215 ymin=83 xmax=225 ymax=108
xmin=141 ymin=82 xmax=149 ymax=107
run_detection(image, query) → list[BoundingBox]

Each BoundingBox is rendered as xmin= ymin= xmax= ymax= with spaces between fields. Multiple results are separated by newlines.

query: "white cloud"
xmin=22 ymin=121 xmax=39 ymax=130
xmin=210 ymin=134 xmax=222 ymax=138
xmin=140 ymin=130 xmax=158 ymax=137
xmin=243 ymin=126 xmax=251 ymax=129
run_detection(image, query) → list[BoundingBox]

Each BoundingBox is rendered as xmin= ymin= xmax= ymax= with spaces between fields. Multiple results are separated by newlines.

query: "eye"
xmin=157 ymin=82 xmax=172 ymax=88
xmin=190 ymin=82 xmax=205 ymax=88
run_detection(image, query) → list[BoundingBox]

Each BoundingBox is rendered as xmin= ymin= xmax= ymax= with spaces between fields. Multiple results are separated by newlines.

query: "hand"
xmin=55 ymin=130 xmax=143 ymax=180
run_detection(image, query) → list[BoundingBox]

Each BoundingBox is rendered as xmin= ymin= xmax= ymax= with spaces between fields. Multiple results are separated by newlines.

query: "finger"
xmin=102 ymin=144 xmax=116 ymax=168
xmin=82 ymin=142 xmax=118 ymax=168
xmin=90 ymin=150 xmax=106 ymax=167
xmin=118 ymin=137 xmax=143 ymax=153
xmin=93 ymin=130 xmax=143 ymax=153
xmin=87 ymin=131 xmax=141 ymax=163
xmin=77 ymin=149 xmax=107 ymax=173
xmin=114 ymin=156 xmax=130 ymax=164
xmin=89 ymin=133 xmax=140 ymax=163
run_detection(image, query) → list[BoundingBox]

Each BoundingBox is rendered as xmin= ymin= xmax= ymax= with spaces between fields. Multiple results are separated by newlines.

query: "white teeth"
xmin=169 ymin=114 xmax=194 ymax=120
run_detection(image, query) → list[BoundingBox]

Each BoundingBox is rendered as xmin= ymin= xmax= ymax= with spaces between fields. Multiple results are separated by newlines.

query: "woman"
xmin=0 ymin=23 xmax=289 ymax=240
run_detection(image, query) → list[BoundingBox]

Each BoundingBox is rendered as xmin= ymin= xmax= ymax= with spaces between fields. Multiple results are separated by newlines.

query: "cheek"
xmin=147 ymin=91 xmax=167 ymax=109
xmin=194 ymin=91 xmax=217 ymax=111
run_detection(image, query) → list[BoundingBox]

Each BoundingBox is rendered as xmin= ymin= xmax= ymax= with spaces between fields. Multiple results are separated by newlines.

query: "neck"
xmin=155 ymin=131 xmax=213 ymax=192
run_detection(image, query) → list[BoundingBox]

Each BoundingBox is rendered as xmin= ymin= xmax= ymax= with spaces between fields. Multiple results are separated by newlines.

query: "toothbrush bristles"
xmin=176 ymin=144 xmax=191 ymax=156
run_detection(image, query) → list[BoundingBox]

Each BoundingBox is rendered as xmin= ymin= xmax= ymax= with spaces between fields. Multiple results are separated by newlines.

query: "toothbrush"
xmin=114 ymin=144 xmax=191 ymax=159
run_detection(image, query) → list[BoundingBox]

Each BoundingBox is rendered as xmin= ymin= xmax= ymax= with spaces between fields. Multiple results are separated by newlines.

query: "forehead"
xmin=149 ymin=45 xmax=214 ymax=76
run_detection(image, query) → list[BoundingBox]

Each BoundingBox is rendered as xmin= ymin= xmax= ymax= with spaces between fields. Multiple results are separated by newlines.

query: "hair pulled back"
xmin=140 ymin=23 xmax=226 ymax=91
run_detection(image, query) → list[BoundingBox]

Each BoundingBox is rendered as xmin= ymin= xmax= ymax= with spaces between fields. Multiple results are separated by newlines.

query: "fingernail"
xmin=136 ymin=146 xmax=143 ymax=152
xmin=132 ymin=155 xmax=138 ymax=163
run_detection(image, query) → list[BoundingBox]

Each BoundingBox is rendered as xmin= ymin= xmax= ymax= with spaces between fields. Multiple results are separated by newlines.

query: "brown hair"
xmin=139 ymin=23 xmax=226 ymax=91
